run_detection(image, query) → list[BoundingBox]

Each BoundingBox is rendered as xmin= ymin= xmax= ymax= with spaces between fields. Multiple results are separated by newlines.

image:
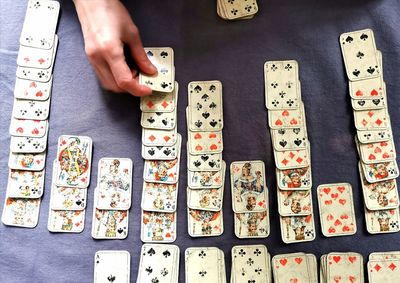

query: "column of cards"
xmin=264 ymin=60 xmax=316 ymax=244
xmin=186 ymin=81 xmax=225 ymax=237
xmin=47 ymin=135 xmax=93 ymax=233
xmin=91 ymin=158 xmax=133 ymax=239
xmin=339 ymin=28 xmax=400 ymax=234
xmin=140 ymin=73 xmax=181 ymax=243
xmin=2 ymin=0 xmax=60 ymax=228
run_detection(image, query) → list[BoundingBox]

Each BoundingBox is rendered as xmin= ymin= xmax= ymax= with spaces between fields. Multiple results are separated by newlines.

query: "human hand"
xmin=73 ymin=0 xmax=157 ymax=96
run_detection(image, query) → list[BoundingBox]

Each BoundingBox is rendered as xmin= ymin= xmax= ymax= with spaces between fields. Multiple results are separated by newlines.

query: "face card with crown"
xmin=91 ymin=207 xmax=129 ymax=239
xmin=360 ymin=160 xmax=399 ymax=183
xmin=280 ymin=214 xmax=315 ymax=244
xmin=276 ymin=167 xmax=312 ymax=191
xmin=47 ymin=209 xmax=85 ymax=233
xmin=141 ymin=182 xmax=178 ymax=213
xmin=188 ymin=161 xmax=225 ymax=189
xmin=364 ymin=207 xmax=400 ymax=234
xmin=1 ymin=197 xmax=41 ymax=228
xmin=187 ymin=208 xmax=223 ymax=237
xmin=234 ymin=212 xmax=270 ymax=238
xmin=7 ymin=169 xmax=45 ymax=199
xmin=8 ymin=151 xmax=46 ymax=171
xmin=141 ymin=210 xmax=177 ymax=243
xmin=277 ymin=189 xmax=312 ymax=216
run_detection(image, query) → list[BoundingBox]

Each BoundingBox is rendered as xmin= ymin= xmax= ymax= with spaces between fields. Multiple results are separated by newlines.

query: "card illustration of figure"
xmin=276 ymin=167 xmax=312 ymax=190
xmin=365 ymin=207 xmax=400 ymax=234
xmin=7 ymin=169 xmax=45 ymax=198
xmin=234 ymin=212 xmax=269 ymax=238
xmin=141 ymin=182 xmax=178 ymax=212
xmin=280 ymin=215 xmax=315 ymax=243
xmin=143 ymin=159 xmax=179 ymax=184
xmin=188 ymin=208 xmax=223 ymax=237
xmin=278 ymin=190 xmax=312 ymax=216
xmin=47 ymin=210 xmax=85 ymax=233
xmin=141 ymin=211 xmax=176 ymax=243
xmin=1 ymin=197 xmax=40 ymax=228
xmin=92 ymin=209 xmax=129 ymax=239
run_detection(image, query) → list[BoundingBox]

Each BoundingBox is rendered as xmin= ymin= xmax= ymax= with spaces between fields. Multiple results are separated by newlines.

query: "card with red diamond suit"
xmin=14 ymin=76 xmax=53 ymax=101
xmin=368 ymin=259 xmax=400 ymax=282
xmin=353 ymin=108 xmax=388 ymax=131
xmin=273 ymin=145 xmax=310 ymax=170
xmin=317 ymin=183 xmax=357 ymax=237
xmin=326 ymin=253 xmax=364 ymax=283
xmin=142 ymin=127 xmax=178 ymax=147
xmin=140 ymin=82 xmax=178 ymax=113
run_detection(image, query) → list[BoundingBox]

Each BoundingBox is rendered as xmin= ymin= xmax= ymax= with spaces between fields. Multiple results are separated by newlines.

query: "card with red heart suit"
xmin=17 ymin=35 xmax=58 ymax=69
xmin=348 ymin=74 xmax=384 ymax=100
xmin=9 ymin=118 xmax=48 ymax=138
xmin=268 ymin=103 xmax=305 ymax=129
xmin=187 ymin=130 xmax=223 ymax=155
xmin=368 ymin=258 xmax=400 ymax=282
xmin=317 ymin=183 xmax=357 ymax=237
xmin=14 ymin=76 xmax=53 ymax=101
xmin=353 ymin=108 xmax=389 ymax=131
xmin=350 ymin=83 xmax=387 ymax=111
xmin=272 ymin=253 xmax=317 ymax=283
xmin=325 ymin=252 xmax=364 ymax=283
xmin=356 ymin=137 xmax=396 ymax=164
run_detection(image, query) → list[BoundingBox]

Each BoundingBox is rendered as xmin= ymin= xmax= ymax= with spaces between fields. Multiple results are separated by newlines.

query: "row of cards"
xmin=216 ymin=0 xmax=258 ymax=21
xmin=47 ymin=135 xmax=93 ymax=233
xmin=186 ymin=81 xmax=225 ymax=237
xmin=230 ymin=161 xmax=270 ymax=238
xmin=264 ymin=60 xmax=316 ymax=244
xmin=2 ymin=0 xmax=61 ymax=228
xmin=140 ymin=77 xmax=181 ymax=243
xmin=339 ymin=29 xmax=400 ymax=235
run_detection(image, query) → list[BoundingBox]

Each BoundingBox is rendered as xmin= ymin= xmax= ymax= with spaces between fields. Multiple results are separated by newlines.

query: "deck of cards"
xmin=368 ymin=251 xmax=400 ymax=282
xmin=264 ymin=60 xmax=316 ymax=244
xmin=231 ymin=245 xmax=272 ymax=283
xmin=91 ymin=157 xmax=133 ymax=239
xmin=94 ymin=250 xmax=130 ymax=283
xmin=230 ymin=161 xmax=270 ymax=238
xmin=140 ymin=79 xmax=181 ymax=243
xmin=320 ymin=252 xmax=364 ymax=283
xmin=47 ymin=135 xmax=93 ymax=233
xmin=217 ymin=0 xmax=258 ymax=21
xmin=186 ymin=80 xmax=225 ymax=237
xmin=272 ymin=252 xmax=317 ymax=282
xmin=339 ymin=28 xmax=400 ymax=234
xmin=2 ymin=0 xmax=60 ymax=228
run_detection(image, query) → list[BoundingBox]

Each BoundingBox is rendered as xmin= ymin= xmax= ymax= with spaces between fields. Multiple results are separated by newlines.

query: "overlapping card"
xmin=140 ymin=77 xmax=181 ymax=243
xmin=47 ymin=135 xmax=93 ymax=233
xmin=339 ymin=28 xmax=400 ymax=234
xmin=186 ymin=80 xmax=225 ymax=237
xmin=2 ymin=0 xmax=60 ymax=228
xmin=217 ymin=0 xmax=258 ymax=21
xmin=272 ymin=252 xmax=317 ymax=283
xmin=94 ymin=250 xmax=130 ymax=283
xmin=368 ymin=251 xmax=400 ymax=282
xmin=264 ymin=60 xmax=316 ymax=243
xmin=320 ymin=252 xmax=364 ymax=283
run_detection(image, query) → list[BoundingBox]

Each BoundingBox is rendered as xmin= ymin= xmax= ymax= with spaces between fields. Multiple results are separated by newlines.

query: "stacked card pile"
xmin=185 ymin=247 xmax=226 ymax=283
xmin=320 ymin=252 xmax=364 ymax=283
xmin=216 ymin=0 xmax=258 ymax=21
xmin=339 ymin=28 xmax=400 ymax=234
xmin=272 ymin=252 xmax=317 ymax=282
xmin=231 ymin=245 xmax=271 ymax=283
xmin=368 ymin=251 xmax=400 ymax=282
xmin=137 ymin=244 xmax=180 ymax=283
xmin=139 ymin=47 xmax=175 ymax=93
xmin=47 ymin=135 xmax=92 ymax=233
xmin=94 ymin=250 xmax=130 ymax=283
xmin=317 ymin=183 xmax=357 ymax=237
xmin=264 ymin=60 xmax=316 ymax=243
xmin=186 ymin=80 xmax=225 ymax=237
xmin=230 ymin=161 xmax=270 ymax=238
xmin=2 ymin=0 xmax=60 ymax=228
xmin=140 ymin=74 xmax=181 ymax=243
xmin=91 ymin=158 xmax=132 ymax=239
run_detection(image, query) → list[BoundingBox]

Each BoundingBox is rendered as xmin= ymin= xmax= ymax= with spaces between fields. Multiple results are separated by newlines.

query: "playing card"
xmin=8 ymin=151 xmax=46 ymax=171
xmin=272 ymin=253 xmax=311 ymax=283
xmin=137 ymin=244 xmax=180 ymax=283
xmin=142 ymin=127 xmax=178 ymax=147
xmin=280 ymin=214 xmax=315 ymax=243
xmin=357 ymin=137 xmax=396 ymax=164
xmin=351 ymin=90 xmax=387 ymax=110
xmin=219 ymin=0 xmax=258 ymax=20
xmin=359 ymin=165 xmax=399 ymax=210
xmin=141 ymin=182 xmax=178 ymax=213
xmin=140 ymin=82 xmax=178 ymax=113
xmin=139 ymin=47 xmax=175 ymax=92
xmin=187 ymin=130 xmax=223 ymax=155
xmin=368 ymin=259 xmax=400 ymax=282
xmin=369 ymin=252 xmax=400 ymax=261
xmin=91 ymin=208 xmax=129 ymax=239
xmin=187 ymin=208 xmax=224 ymax=237
xmin=6 ymin=169 xmax=45 ymax=198
xmin=185 ymin=247 xmax=225 ymax=283
xmin=141 ymin=210 xmax=177 ymax=243
xmin=271 ymin=126 xmax=308 ymax=151
xmin=187 ymin=187 xmax=224 ymax=212
xmin=217 ymin=0 xmax=255 ymax=21
xmin=353 ymin=108 xmax=388 ymax=131
xmin=143 ymin=159 xmax=180 ymax=184
xmin=188 ymin=161 xmax=225 ymax=189
xmin=96 ymin=158 xmax=133 ymax=210
xmin=231 ymin=245 xmax=269 ymax=283
xmin=20 ymin=0 xmax=60 ymax=49
xmin=10 ymin=135 xmax=47 ymax=153
xmin=187 ymin=150 xmax=222 ymax=172
xmin=187 ymin=105 xmax=223 ymax=132
xmin=14 ymin=76 xmax=52 ymax=101
xmin=360 ymin=160 xmax=399 ymax=183
xmin=264 ymin=60 xmax=300 ymax=110
xmin=12 ymin=97 xmax=51 ymax=120
xmin=55 ymin=135 xmax=93 ymax=188
xmin=348 ymin=72 xmax=384 ymax=100
xmin=9 ymin=118 xmax=48 ymax=138
xmin=326 ymin=252 xmax=364 ymax=283
xmin=50 ymin=184 xmax=87 ymax=210
xmin=234 ymin=211 xmax=270 ymax=238
xmin=94 ymin=250 xmax=130 ymax=283
xmin=188 ymin=80 xmax=222 ymax=107
xmin=273 ymin=143 xmax=310 ymax=170
xmin=230 ymin=161 xmax=268 ymax=213
xmin=47 ymin=209 xmax=85 ymax=233
xmin=277 ymin=189 xmax=312 ymax=216
xmin=317 ymin=183 xmax=357 ymax=237
xmin=1 ymin=197 xmax=41 ymax=228
xmin=141 ymin=108 xmax=177 ymax=130
xmin=357 ymin=127 xmax=393 ymax=144
xmin=340 ymin=29 xmax=380 ymax=81
xmin=364 ymin=207 xmax=400 ymax=234
xmin=17 ymin=35 xmax=58 ymax=69
xmin=268 ymin=105 xmax=305 ymax=129
xmin=276 ymin=167 xmax=312 ymax=190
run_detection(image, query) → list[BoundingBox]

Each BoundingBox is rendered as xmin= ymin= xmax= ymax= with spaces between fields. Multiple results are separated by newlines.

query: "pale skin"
xmin=73 ymin=0 xmax=157 ymax=96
